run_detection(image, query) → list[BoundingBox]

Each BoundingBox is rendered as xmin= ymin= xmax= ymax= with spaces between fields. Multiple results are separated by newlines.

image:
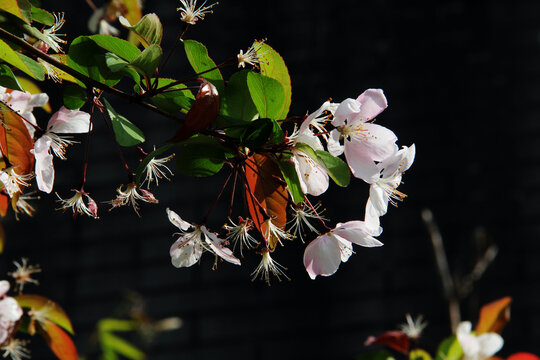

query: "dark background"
xmin=2 ymin=0 xmax=539 ymax=359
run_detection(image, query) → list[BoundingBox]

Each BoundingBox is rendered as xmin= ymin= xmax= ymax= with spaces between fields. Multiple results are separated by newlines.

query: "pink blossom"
xmin=303 ymin=220 xmax=383 ymax=279
xmin=327 ymin=89 xmax=397 ymax=182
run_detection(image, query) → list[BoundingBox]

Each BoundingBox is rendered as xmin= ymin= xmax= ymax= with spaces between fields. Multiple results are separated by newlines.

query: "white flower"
xmin=303 ymin=220 xmax=383 ymax=279
xmin=9 ymin=258 xmax=41 ymax=293
xmin=0 ymin=281 xmax=23 ymax=345
xmin=109 ymin=183 xmax=158 ymax=216
xmin=399 ymin=313 xmax=427 ymax=339
xmin=88 ymin=7 xmax=120 ymax=36
xmin=250 ymin=249 xmax=289 ymax=285
xmin=177 ymin=0 xmax=218 ymax=25
xmin=237 ymin=41 xmax=267 ymax=68
xmin=457 ymin=321 xmax=503 ymax=360
xmin=287 ymin=202 xmax=325 ymax=242
xmin=0 ymin=167 xmax=34 ymax=197
xmin=263 ymin=218 xmax=292 ymax=247
xmin=223 ymin=217 xmax=258 ymax=257
xmin=56 ymin=189 xmax=98 ymax=219
xmin=327 ymin=89 xmax=397 ymax=182
xmin=1 ymin=339 xmax=30 ymax=360
xmin=36 ymin=13 xmax=67 ymax=53
xmin=365 ymin=144 xmax=415 ymax=228
xmin=141 ymin=154 xmax=175 ymax=188
xmin=0 ymin=87 xmax=49 ymax=138
xmin=167 ymin=208 xmax=240 ymax=268
xmin=32 ymin=106 xmax=91 ymax=193
xmin=290 ymin=149 xmax=329 ymax=196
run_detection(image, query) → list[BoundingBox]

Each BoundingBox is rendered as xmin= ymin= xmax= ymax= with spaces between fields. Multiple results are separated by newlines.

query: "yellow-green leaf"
xmin=0 ymin=38 xmax=44 ymax=80
xmin=410 ymin=349 xmax=433 ymax=360
xmin=0 ymin=0 xmax=30 ymax=23
xmin=255 ymin=41 xmax=291 ymax=119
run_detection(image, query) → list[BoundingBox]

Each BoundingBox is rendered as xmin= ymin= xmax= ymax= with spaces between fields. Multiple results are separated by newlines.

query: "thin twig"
xmin=421 ymin=208 xmax=461 ymax=332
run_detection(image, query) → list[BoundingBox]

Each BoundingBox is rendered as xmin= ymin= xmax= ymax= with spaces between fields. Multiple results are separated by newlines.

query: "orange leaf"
xmin=0 ymin=102 xmax=35 ymax=175
xmin=507 ymin=353 xmax=540 ymax=360
xmin=170 ymin=80 xmax=219 ymax=142
xmin=475 ymin=296 xmax=512 ymax=334
xmin=38 ymin=321 xmax=78 ymax=360
xmin=244 ymin=153 xmax=288 ymax=249
xmin=16 ymin=294 xmax=74 ymax=335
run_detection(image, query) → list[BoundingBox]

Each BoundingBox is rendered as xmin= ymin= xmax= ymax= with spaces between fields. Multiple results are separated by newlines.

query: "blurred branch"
xmin=421 ymin=208 xmax=461 ymax=332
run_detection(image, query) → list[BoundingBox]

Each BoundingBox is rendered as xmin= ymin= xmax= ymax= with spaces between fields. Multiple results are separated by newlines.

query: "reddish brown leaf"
xmin=475 ymin=296 xmax=512 ymax=334
xmin=170 ymin=80 xmax=219 ymax=142
xmin=38 ymin=321 xmax=78 ymax=360
xmin=508 ymin=353 xmax=540 ymax=360
xmin=364 ymin=330 xmax=410 ymax=354
xmin=0 ymin=102 xmax=35 ymax=175
xmin=244 ymin=153 xmax=288 ymax=249
xmin=16 ymin=294 xmax=74 ymax=335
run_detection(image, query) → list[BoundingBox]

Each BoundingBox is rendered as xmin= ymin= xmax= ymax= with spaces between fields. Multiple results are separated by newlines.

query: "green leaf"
xmin=220 ymin=69 xmax=257 ymax=122
xmin=119 ymin=13 xmax=162 ymax=48
xmin=0 ymin=0 xmax=29 ymax=23
xmin=30 ymin=6 xmax=53 ymax=25
xmin=104 ymin=53 xmax=141 ymax=84
xmin=98 ymin=319 xmax=137 ymax=333
xmin=241 ymin=118 xmax=273 ymax=150
xmin=176 ymin=141 xmax=226 ymax=177
xmin=0 ymin=64 xmax=23 ymax=90
xmin=62 ymin=84 xmax=86 ymax=110
xmin=268 ymin=118 xmax=284 ymax=144
xmin=67 ymin=36 xmax=122 ymax=87
xmin=100 ymin=333 xmax=145 ymax=360
xmin=0 ymin=38 xmax=44 ymax=80
xmin=255 ymin=41 xmax=292 ymax=119
xmin=183 ymin=39 xmax=224 ymax=94
xmin=278 ymin=157 xmax=304 ymax=204
xmin=130 ymin=44 xmax=162 ymax=76
xmin=246 ymin=71 xmax=284 ymax=120
xmin=135 ymin=144 xmax=174 ymax=186
xmin=18 ymin=22 xmax=58 ymax=52
xmin=103 ymin=98 xmax=145 ymax=147
xmin=315 ymin=150 xmax=350 ymax=187
xmin=434 ymin=336 xmax=463 ymax=360
xmin=89 ymin=34 xmax=141 ymax=62
xmin=17 ymin=0 xmax=31 ymax=23
xmin=150 ymin=78 xmax=194 ymax=114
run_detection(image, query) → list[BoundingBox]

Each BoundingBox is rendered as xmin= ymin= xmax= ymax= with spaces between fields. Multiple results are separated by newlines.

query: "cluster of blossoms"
xmin=0 ymin=86 xmax=168 ymax=219
xmin=167 ymin=88 xmax=415 ymax=283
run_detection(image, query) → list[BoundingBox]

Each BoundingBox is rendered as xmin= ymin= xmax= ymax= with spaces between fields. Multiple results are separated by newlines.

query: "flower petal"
xmin=327 ymin=129 xmax=344 ymax=156
xmin=169 ymin=234 xmax=202 ymax=268
xmin=356 ymin=88 xmax=388 ymax=121
xmin=477 ymin=334 xmax=504 ymax=359
xmin=349 ymin=123 xmax=398 ymax=162
xmin=33 ymin=136 xmax=54 ymax=193
xmin=303 ymin=233 xmax=343 ymax=279
xmin=292 ymin=150 xmax=329 ymax=196
xmin=344 ymin=142 xmax=380 ymax=183
xmin=0 ymin=297 xmax=22 ymax=322
xmin=332 ymin=98 xmax=360 ymax=126
xmin=0 ymin=281 xmax=9 ymax=297
xmin=201 ymin=226 xmax=241 ymax=265
xmin=166 ymin=208 xmax=192 ymax=231
xmin=332 ymin=220 xmax=383 ymax=247
xmin=47 ymin=106 xmax=91 ymax=134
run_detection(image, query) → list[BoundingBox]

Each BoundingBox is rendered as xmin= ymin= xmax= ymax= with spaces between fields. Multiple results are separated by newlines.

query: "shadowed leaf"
xmin=365 ymin=330 xmax=409 ymax=355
